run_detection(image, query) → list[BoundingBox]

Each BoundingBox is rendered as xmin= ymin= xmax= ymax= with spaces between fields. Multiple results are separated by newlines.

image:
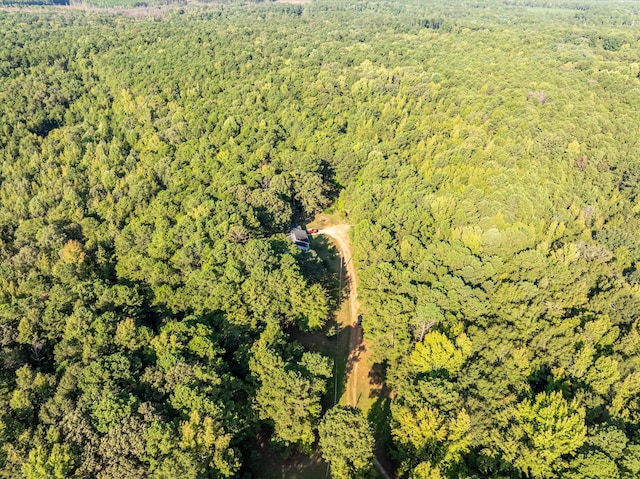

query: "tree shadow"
xmin=308 ymin=234 xmax=349 ymax=307
xmin=345 ymin=324 xmax=365 ymax=378
xmin=365 ymin=362 xmax=396 ymax=476
xmin=368 ymin=363 xmax=390 ymax=394
xmin=367 ymin=393 xmax=395 ymax=476
xmin=249 ymin=431 xmax=328 ymax=479
xmin=326 ymin=322 xmax=352 ymax=408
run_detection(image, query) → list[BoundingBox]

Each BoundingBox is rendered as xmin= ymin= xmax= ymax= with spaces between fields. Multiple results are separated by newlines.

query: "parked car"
xmin=357 ymin=315 xmax=363 ymax=327
xmin=306 ymin=228 xmax=318 ymax=234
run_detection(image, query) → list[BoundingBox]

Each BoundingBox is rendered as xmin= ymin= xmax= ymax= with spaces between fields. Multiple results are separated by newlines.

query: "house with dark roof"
xmin=288 ymin=226 xmax=310 ymax=251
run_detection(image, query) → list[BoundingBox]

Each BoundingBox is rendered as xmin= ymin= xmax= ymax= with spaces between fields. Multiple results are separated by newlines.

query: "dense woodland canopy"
xmin=0 ymin=0 xmax=640 ymax=477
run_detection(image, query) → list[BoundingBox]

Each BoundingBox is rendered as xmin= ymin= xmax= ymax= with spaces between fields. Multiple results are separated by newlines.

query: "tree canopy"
xmin=318 ymin=406 xmax=374 ymax=479
xmin=0 ymin=0 xmax=639 ymax=477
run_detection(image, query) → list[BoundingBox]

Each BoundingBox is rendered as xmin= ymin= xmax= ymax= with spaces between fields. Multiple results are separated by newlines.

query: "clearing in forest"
xmin=312 ymin=215 xmax=393 ymax=479
xmin=312 ymin=216 xmax=387 ymax=414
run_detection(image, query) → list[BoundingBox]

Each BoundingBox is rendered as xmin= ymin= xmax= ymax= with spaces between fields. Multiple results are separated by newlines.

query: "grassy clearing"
xmin=261 ymin=216 xmax=392 ymax=478
xmin=258 ymin=445 xmax=328 ymax=479
xmin=287 ymin=315 xmax=351 ymax=410
xmin=308 ymin=234 xmax=353 ymax=407
xmin=306 ymin=212 xmax=346 ymax=232
xmin=259 ymin=229 xmax=352 ymax=478
xmin=347 ymin=354 xmax=377 ymax=414
xmin=298 ymin=233 xmax=353 ymax=408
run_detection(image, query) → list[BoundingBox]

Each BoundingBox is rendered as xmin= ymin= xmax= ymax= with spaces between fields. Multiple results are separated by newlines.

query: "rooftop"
xmin=289 ymin=226 xmax=309 ymax=243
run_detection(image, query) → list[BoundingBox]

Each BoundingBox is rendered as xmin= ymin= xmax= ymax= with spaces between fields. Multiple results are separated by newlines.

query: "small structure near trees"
xmin=288 ymin=226 xmax=310 ymax=251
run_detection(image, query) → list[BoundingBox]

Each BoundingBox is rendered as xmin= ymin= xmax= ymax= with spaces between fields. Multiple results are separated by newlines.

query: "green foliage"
xmin=0 ymin=0 xmax=639 ymax=476
xmin=250 ymin=324 xmax=331 ymax=450
xmin=22 ymin=444 xmax=75 ymax=479
xmin=318 ymin=406 xmax=374 ymax=479
xmin=409 ymin=331 xmax=472 ymax=376
xmin=496 ymin=391 xmax=586 ymax=477
xmin=335 ymin=0 xmax=640 ymax=474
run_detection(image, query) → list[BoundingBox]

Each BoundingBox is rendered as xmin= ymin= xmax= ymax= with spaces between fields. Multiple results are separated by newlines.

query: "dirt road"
xmin=318 ymin=224 xmax=364 ymax=407
xmin=318 ymin=223 xmax=393 ymax=479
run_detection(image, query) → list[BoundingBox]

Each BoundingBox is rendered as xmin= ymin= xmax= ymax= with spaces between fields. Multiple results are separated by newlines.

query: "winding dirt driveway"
xmin=318 ymin=223 xmax=393 ymax=479
xmin=318 ymin=224 xmax=362 ymax=407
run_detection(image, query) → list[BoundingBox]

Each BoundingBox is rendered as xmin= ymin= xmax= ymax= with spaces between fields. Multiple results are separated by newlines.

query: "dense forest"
xmin=0 ymin=0 xmax=640 ymax=478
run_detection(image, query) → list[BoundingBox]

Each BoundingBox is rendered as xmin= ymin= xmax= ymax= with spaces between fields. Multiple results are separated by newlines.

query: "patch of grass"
xmin=310 ymin=235 xmax=346 ymax=305
xmin=306 ymin=212 xmax=346 ymax=231
xmin=262 ymin=223 xmax=352 ymax=477
xmin=368 ymin=395 xmax=394 ymax=473
xmin=332 ymin=310 xmax=352 ymax=406
xmin=351 ymin=358 xmax=377 ymax=415
xmin=254 ymin=440 xmax=328 ymax=479
xmin=287 ymin=319 xmax=350 ymax=409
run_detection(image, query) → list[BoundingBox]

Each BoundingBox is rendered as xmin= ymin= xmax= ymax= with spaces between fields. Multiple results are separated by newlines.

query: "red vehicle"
xmin=306 ymin=228 xmax=318 ymax=235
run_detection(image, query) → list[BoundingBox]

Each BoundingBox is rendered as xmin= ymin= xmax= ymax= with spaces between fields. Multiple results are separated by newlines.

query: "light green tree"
xmin=22 ymin=444 xmax=75 ymax=479
xmin=497 ymin=391 xmax=586 ymax=478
